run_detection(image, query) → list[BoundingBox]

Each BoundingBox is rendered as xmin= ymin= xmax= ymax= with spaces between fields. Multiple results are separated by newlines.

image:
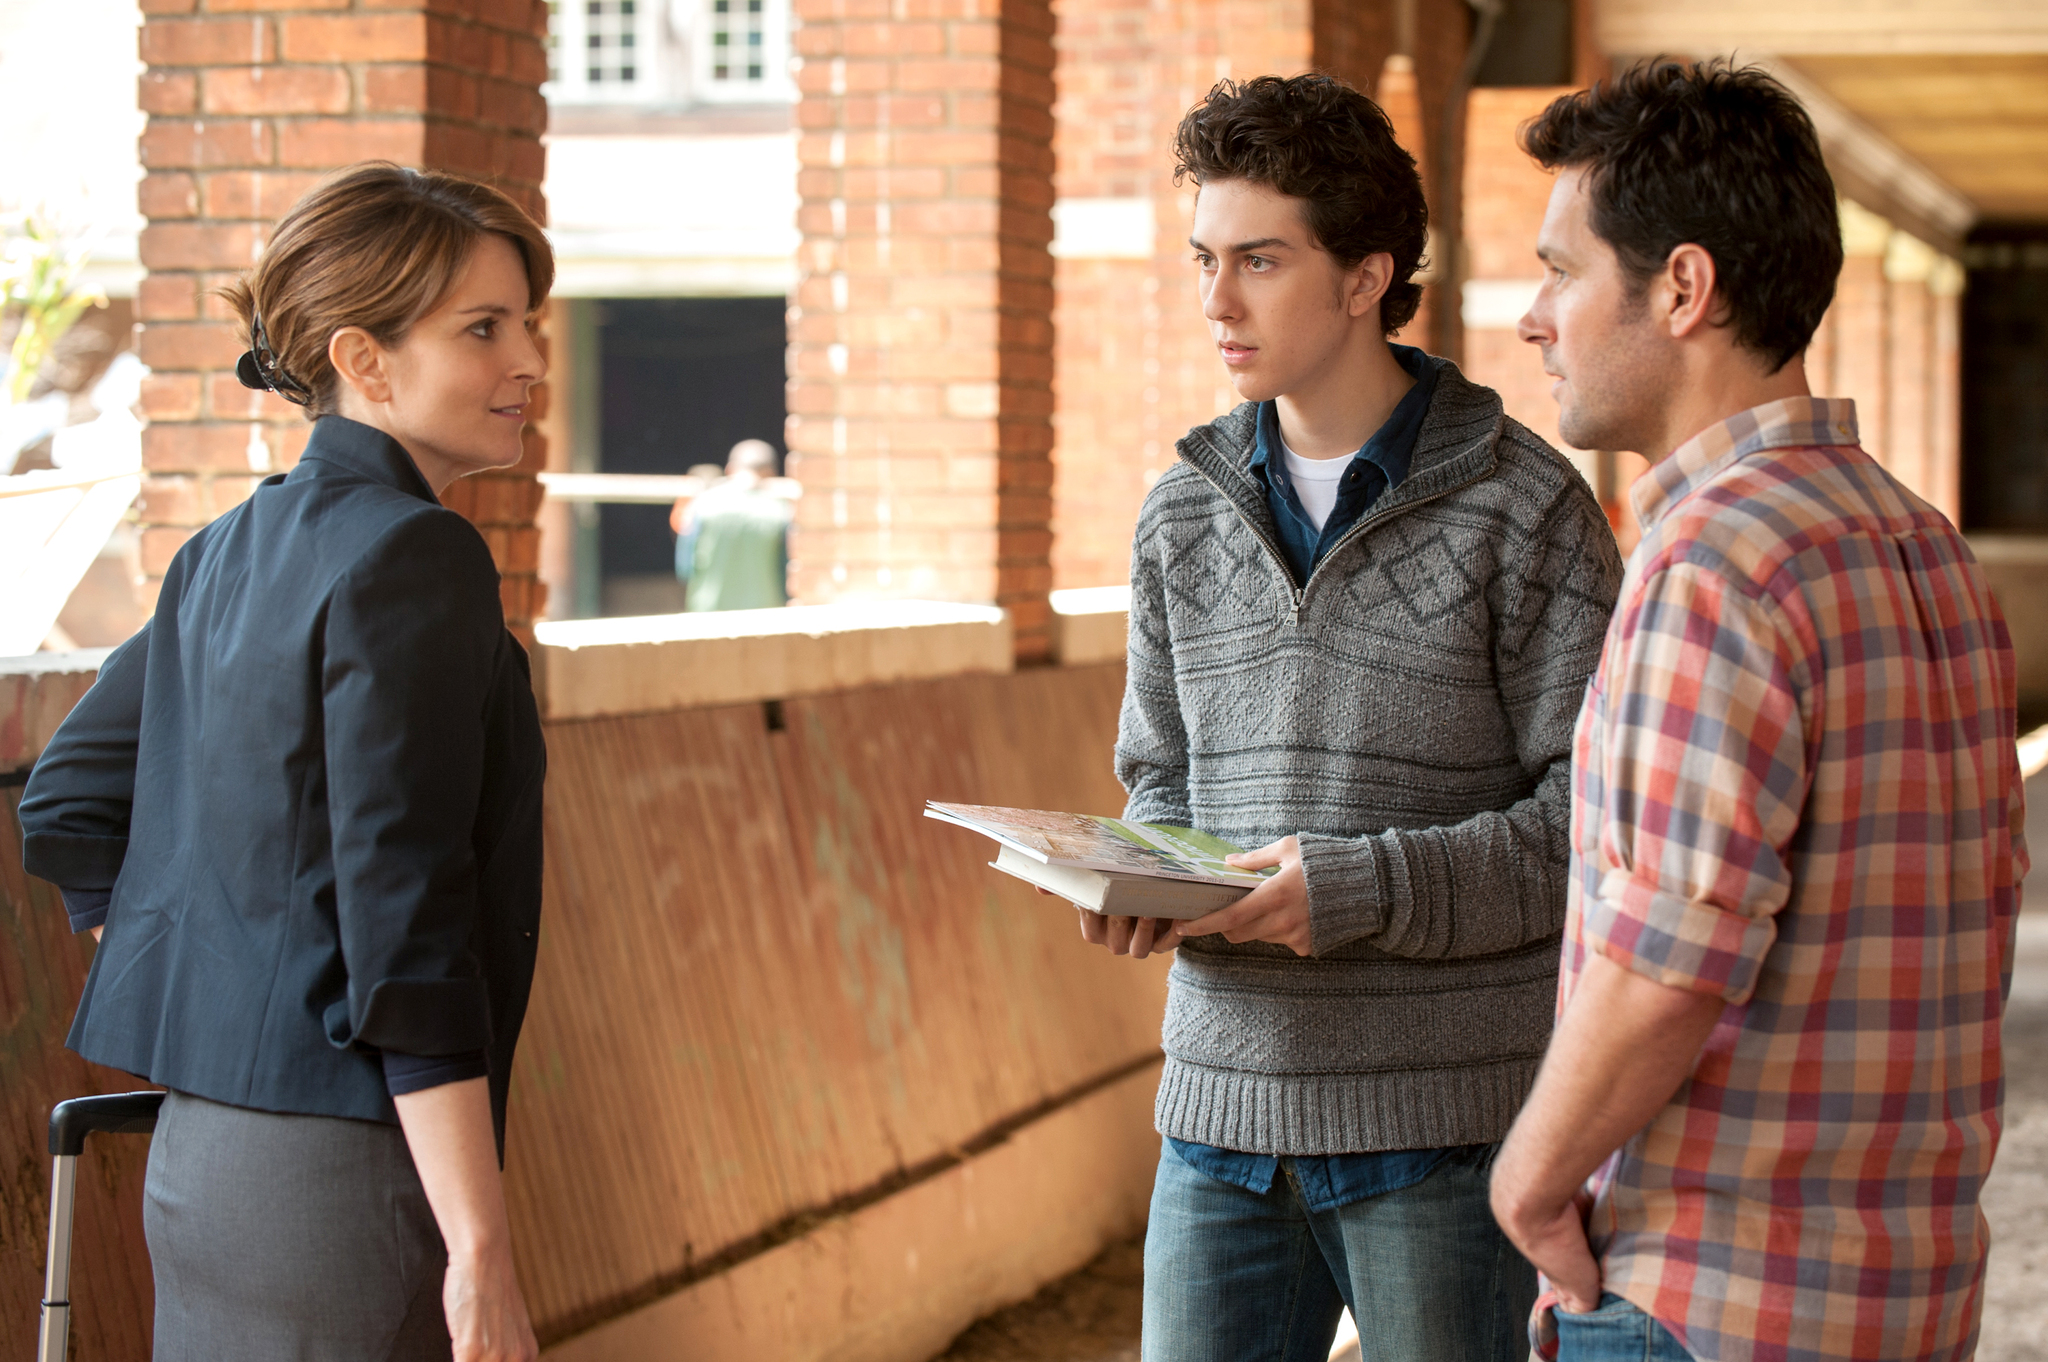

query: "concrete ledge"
xmin=1970 ymin=535 xmax=2048 ymax=567
xmin=1049 ymin=586 xmax=1129 ymax=667
xmin=541 ymin=1061 xmax=1160 ymax=1362
xmin=0 ymin=591 xmax=1122 ymax=747
xmin=1969 ymin=536 xmax=2048 ymax=714
xmin=531 ymin=602 xmax=1014 ymax=721
xmin=0 ymin=648 xmax=113 ymax=774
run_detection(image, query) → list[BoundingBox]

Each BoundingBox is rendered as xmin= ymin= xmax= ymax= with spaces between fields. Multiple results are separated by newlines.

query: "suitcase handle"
xmin=48 ymin=1091 xmax=164 ymax=1157
xmin=39 ymin=1092 xmax=165 ymax=1362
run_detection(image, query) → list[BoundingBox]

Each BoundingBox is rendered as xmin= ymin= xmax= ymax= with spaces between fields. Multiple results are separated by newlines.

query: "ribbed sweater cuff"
xmin=1298 ymin=832 xmax=1393 ymax=955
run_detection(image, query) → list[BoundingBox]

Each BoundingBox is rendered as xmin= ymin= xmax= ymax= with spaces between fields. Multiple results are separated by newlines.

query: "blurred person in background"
xmin=671 ymin=436 xmax=790 ymax=610
xmin=20 ymin=163 xmax=550 ymax=1362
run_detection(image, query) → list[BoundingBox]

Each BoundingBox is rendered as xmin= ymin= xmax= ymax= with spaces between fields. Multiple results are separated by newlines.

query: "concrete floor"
xmin=932 ymin=770 xmax=2048 ymax=1361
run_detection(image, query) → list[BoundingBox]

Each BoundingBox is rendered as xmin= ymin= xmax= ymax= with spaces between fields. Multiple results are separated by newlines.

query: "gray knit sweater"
xmin=1117 ymin=359 xmax=1623 ymax=1156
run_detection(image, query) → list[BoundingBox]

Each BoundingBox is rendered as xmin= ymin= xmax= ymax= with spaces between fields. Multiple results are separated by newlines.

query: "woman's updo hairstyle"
xmin=222 ymin=162 xmax=554 ymax=419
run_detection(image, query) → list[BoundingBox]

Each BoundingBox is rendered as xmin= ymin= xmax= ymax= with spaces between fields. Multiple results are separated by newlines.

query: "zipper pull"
xmin=1287 ymin=597 xmax=1302 ymax=626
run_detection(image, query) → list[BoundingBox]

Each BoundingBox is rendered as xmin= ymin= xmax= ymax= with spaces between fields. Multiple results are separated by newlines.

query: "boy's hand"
xmin=1176 ymin=836 xmax=1311 ymax=956
xmin=1074 ymin=904 xmax=1181 ymax=958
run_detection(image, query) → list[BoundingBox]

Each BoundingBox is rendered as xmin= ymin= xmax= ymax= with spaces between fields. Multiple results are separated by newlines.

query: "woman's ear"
xmin=329 ymin=327 xmax=391 ymax=407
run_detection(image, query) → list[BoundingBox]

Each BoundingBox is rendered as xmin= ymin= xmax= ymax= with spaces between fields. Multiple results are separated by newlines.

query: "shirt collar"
xmin=293 ymin=415 xmax=440 ymax=504
xmin=1631 ymin=395 xmax=1860 ymax=531
xmin=1249 ymin=343 xmax=1438 ymax=486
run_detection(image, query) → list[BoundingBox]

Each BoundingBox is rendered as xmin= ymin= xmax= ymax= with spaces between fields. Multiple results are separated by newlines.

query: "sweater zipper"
xmin=1292 ymin=477 xmax=1479 ymax=619
xmin=1194 ymin=464 xmax=1485 ymax=627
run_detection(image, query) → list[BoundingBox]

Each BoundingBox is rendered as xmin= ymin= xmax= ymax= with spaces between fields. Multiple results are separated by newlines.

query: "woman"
xmin=20 ymin=163 xmax=551 ymax=1362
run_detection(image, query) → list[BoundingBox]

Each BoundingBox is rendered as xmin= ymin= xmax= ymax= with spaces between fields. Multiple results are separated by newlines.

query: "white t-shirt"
xmin=1279 ymin=438 xmax=1355 ymax=533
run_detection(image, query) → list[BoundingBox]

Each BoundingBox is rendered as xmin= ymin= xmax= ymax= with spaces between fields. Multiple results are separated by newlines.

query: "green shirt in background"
xmin=677 ymin=482 xmax=791 ymax=611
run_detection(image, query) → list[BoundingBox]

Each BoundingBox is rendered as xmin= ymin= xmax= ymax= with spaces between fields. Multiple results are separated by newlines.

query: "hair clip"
xmin=234 ymin=312 xmax=314 ymax=406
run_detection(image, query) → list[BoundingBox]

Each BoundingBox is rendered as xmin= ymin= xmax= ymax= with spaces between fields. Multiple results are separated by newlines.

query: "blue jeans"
xmin=1554 ymin=1294 xmax=1694 ymax=1361
xmin=1142 ymin=1138 xmax=1536 ymax=1362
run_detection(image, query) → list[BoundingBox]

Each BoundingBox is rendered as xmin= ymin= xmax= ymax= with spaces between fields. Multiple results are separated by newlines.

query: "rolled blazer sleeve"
xmin=320 ymin=510 xmax=504 ymax=1058
xmin=21 ymin=624 xmax=152 ymax=927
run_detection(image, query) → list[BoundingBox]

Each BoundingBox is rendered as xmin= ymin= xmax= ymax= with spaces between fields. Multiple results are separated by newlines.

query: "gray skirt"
xmin=144 ymin=1090 xmax=452 ymax=1362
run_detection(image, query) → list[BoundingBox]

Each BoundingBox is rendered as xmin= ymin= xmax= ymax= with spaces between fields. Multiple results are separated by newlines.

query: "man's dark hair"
xmin=1173 ymin=74 xmax=1428 ymax=334
xmin=1520 ymin=59 xmax=1843 ymax=372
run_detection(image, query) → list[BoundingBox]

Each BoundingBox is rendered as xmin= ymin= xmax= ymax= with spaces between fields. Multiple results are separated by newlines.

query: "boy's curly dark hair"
xmin=1520 ymin=59 xmax=1842 ymax=372
xmin=1172 ymin=74 xmax=1429 ymax=335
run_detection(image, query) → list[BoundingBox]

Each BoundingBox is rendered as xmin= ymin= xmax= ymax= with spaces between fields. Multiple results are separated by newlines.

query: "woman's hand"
xmin=393 ymin=1078 xmax=537 ymax=1362
xmin=442 ymin=1241 xmax=538 ymax=1362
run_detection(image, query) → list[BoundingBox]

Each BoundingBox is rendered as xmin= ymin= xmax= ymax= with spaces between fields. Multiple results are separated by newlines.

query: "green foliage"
xmin=0 ymin=217 xmax=103 ymax=406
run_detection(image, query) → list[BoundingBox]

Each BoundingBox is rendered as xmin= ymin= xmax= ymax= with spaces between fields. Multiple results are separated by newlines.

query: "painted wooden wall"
xmin=0 ymin=660 xmax=1165 ymax=1357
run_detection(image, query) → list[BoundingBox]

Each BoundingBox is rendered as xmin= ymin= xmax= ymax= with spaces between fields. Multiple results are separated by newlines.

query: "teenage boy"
xmin=1087 ymin=74 xmax=1623 ymax=1360
xmin=1489 ymin=62 xmax=2026 ymax=1362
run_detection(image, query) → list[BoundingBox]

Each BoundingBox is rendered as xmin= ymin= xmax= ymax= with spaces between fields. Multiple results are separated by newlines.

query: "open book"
xmin=924 ymin=802 xmax=1272 ymax=918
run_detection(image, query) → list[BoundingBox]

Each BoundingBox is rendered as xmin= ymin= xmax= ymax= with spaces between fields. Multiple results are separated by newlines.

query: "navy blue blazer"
xmin=20 ymin=416 xmax=545 ymax=1143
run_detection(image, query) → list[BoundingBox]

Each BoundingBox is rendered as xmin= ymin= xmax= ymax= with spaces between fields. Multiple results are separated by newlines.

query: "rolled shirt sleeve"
xmin=1581 ymin=562 xmax=1813 ymax=1003
xmin=320 ymin=510 xmax=505 ymax=1058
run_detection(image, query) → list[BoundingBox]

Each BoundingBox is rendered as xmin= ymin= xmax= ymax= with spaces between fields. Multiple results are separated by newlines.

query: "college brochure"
xmin=923 ymin=802 xmax=1272 ymax=918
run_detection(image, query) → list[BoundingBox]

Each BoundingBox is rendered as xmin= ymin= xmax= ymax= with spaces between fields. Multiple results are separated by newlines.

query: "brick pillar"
xmin=1884 ymin=230 xmax=1936 ymax=506
xmin=1927 ymin=255 xmax=1963 ymax=526
xmin=1805 ymin=294 xmax=1836 ymax=397
xmin=787 ymin=0 xmax=1058 ymax=660
xmin=1313 ymin=0 xmax=1467 ymax=362
xmin=135 ymin=0 xmax=552 ymax=631
xmin=1833 ymin=199 xmax=1891 ymax=467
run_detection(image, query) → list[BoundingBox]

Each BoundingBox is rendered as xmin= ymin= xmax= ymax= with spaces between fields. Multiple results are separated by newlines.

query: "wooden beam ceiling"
xmin=1594 ymin=2 xmax=2048 ymax=228
xmin=1781 ymin=56 xmax=2048 ymax=222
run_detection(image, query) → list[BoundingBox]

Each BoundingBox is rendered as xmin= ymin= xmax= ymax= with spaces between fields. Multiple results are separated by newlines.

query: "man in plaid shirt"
xmin=1490 ymin=61 xmax=2027 ymax=1362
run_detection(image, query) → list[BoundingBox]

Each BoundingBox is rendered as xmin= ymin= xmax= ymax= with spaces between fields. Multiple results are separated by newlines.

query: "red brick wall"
xmin=135 ymin=0 xmax=551 ymax=630
xmin=785 ymin=0 xmax=1059 ymax=659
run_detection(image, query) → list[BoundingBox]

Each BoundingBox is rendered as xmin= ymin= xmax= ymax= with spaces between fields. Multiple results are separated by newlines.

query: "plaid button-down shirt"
xmin=1550 ymin=397 xmax=2026 ymax=1362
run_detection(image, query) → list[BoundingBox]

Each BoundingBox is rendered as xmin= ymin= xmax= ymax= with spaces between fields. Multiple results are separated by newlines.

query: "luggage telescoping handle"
xmin=39 ymin=1092 xmax=165 ymax=1362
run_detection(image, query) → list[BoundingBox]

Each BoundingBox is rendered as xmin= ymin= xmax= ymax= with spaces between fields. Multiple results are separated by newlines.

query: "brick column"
xmin=135 ymin=0 xmax=552 ymax=631
xmin=787 ymin=0 xmax=1058 ymax=661
xmin=1884 ymin=230 xmax=1936 ymax=506
xmin=1832 ymin=199 xmax=1891 ymax=468
xmin=1926 ymin=255 xmax=1963 ymax=526
xmin=1313 ymin=0 xmax=1466 ymax=361
xmin=1805 ymin=294 xmax=1836 ymax=396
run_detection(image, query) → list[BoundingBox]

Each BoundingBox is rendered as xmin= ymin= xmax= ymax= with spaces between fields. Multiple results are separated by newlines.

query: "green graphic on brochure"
xmin=1094 ymin=818 xmax=1267 ymax=882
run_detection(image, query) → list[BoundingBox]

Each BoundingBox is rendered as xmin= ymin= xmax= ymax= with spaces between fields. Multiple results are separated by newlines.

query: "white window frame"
xmin=546 ymin=0 xmax=671 ymax=106
xmin=690 ymin=0 xmax=793 ymax=104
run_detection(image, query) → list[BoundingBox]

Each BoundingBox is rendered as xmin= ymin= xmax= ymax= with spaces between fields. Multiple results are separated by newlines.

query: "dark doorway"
xmin=1962 ymin=229 xmax=2048 ymax=533
xmin=595 ymin=295 xmax=787 ymax=613
xmin=1471 ymin=0 xmax=1574 ymax=88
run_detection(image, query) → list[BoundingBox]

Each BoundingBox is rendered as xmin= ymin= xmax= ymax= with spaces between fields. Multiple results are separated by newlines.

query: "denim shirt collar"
xmin=292 ymin=415 xmax=440 ymax=505
xmin=1247 ymin=343 xmax=1441 ymax=583
xmin=1247 ymin=342 xmax=1438 ymax=488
